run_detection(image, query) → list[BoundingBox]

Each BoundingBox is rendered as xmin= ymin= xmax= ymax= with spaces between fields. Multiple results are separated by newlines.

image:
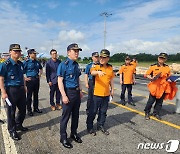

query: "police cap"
xmin=27 ymin=49 xmax=38 ymax=55
xmin=92 ymin=52 xmax=99 ymax=57
xmin=100 ymin=49 xmax=110 ymax=57
xmin=9 ymin=44 xmax=22 ymax=52
xmin=158 ymin=53 xmax=168 ymax=59
xmin=67 ymin=43 xmax=82 ymax=51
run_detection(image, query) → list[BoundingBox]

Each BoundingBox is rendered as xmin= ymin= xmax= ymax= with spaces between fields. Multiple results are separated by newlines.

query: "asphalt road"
xmin=0 ymin=73 xmax=180 ymax=154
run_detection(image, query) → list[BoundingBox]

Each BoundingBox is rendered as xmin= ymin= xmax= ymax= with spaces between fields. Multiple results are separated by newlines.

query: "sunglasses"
xmin=13 ymin=50 xmax=21 ymax=52
xmin=100 ymin=56 xmax=109 ymax=58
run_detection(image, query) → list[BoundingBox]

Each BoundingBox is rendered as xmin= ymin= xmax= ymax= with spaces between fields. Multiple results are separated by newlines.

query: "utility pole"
xmin=100 ymin=12 xmax=112 ymax=48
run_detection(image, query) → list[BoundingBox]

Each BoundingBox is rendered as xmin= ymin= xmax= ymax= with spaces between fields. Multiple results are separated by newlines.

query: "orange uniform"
xmin=145 ymin=63 xmax=177 ymax=100
xmin=119 ymin=64 xmax=136 ymax=84
xmin=131 ymin=61 xmax=138 ymax=68
xmin=90 ymin=64 xmax=114 ymax=97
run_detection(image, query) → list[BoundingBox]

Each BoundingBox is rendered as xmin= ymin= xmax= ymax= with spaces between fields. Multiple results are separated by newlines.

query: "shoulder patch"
xmin=4 ymin=59 xmax=11 ymax=65
xmin=64 ymin=60 xmax=69 ymax=65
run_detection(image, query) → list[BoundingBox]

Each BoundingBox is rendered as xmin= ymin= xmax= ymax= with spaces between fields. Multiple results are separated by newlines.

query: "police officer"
xmin=144 ymin=53 xmax=170 ymax=120
xmin=57 ymin=43 xmax=83 ymax=149
xmin=23 ymin=49 xmax=43 ymax=116
xmin=84 ymin=52 xmax=99 ymax=114
xmin=0 ymin=44 xmax=28 ymax=141
xmin=46 ymin=49 xmax=61 ymax=111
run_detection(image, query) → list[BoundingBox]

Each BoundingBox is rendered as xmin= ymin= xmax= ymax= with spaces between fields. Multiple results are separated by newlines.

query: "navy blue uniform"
xmin=46 ymin=59 xmax=61 ymax=106
xmin=0 ymin=58 xmax=26 ymax=133
xmin=57 ymin=58 xmax=81 ymax=141
xmin=85 ymin=62 xmax=97 ymax=114
xmin=23 ymin=58 xmax=42 ymax=112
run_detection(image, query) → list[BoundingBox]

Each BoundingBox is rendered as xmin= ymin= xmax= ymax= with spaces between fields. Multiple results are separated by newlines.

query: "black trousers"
xmin=120 ymin=84 xmax=133 ymax=102
xmin=60 ymin=89 xmax=81 ymax=140
xmin=86 ymin=96 xmax=109 ymax=130
xmin=49 ymin=83 xmax=61 ymax=106
xmin=26 ymin=78 xmax=40 ymax=112
xmin=86 ymin=79 xmax=94 ymax=113
xmin=6 ymin=86 xmax=26 ymax=133
xmin=144 ymin=93 xmax=165 ymax=115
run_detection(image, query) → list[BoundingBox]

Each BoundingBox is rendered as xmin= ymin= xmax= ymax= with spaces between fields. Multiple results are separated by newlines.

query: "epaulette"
xmin=64 ymin=59 xmax=69 ymax=65
xmin=17 ymin=60 xmax=23 ymax=65
xmin=107 ymin=63 xmax=112 ymax=67
xmin=88 ymin=62 xmax=93 ymax=65
xmin=150 ymin=63 xmax=157 ymax=66
xmin=4 ymin=59 xmax=11 ymax=65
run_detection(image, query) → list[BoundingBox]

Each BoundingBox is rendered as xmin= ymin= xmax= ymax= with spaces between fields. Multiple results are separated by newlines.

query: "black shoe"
xmin=154 ymin=114 xmax=162 ymax=120
xmin=28 ymin=111 xmax=33 ymax=116
xmin=34 ymin=109 xmax=42 ymax=113
xmin=97 ymin=126 xmax=109 ymax=135
xmin=128 ymin=102 xmax=136 ymax=106
xmin=10 ymin=131 xmax=20 ymax=141
xmin=60 ymin=139 xmax=73 ymax=149
xmin=87 ymin=129 xmax=96 ymax=136
xmin=145 ymin=113 xmax=150 ymax=120
xmin=0 ymin=119 xmax=4 ymax=124
xmin=70 ymin=134 xmax=83 ymax=143
xmin=121 ymin=100 xmax=126 ymax=106
xmin=16 ymin=125 xmax=28 ymax=131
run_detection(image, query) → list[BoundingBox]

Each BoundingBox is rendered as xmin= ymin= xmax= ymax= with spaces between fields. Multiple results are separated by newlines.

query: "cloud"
xmin=45 ymin=1 xmax=59 ymax=9
xmin=106 ymin=36 xmax=180 ymax=55
xmin=58 ymin=30 xmax=85 ymax=42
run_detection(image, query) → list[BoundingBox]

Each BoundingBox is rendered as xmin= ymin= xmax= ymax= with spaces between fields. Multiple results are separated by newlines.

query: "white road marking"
xmin=0 ymin=98 xmax=17 ymax=154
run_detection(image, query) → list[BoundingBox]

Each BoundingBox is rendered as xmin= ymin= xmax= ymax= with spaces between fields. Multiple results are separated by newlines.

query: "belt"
xmin=6 ymin=85 xmax=24 ymax=88
xmin=65 ymin=87 xmax=80 ymax=90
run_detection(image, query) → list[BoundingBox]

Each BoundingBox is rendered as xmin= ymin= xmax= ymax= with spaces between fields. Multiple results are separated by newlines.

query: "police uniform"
xmin=57 ymin=43 xmax=82 ymax=148
xmin=85 ymin=52 xmax=99 ymax=114
xmin=144 ymin=53 xmax=170 ymax=120
xmin=23 ymin=49 xmax=43 ymax=115
xmin=119 ymin=56 xmax=136 ymax=106
xmin=86 ymin=49 xmax=114 ymax=135
xmin=0 ymin=44 xmax=27 ymax=140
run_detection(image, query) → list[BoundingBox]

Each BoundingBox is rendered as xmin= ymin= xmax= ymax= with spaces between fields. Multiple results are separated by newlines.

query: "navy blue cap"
xmin=92 ymin=52 xmax=99 ymax=57
xmin=67 ymin=43 xmax=82 ymax=51
xmin=27 ymin=49 xmax=38 ymax=55
xmin=9 ymin=44 xmax=21 ymax=51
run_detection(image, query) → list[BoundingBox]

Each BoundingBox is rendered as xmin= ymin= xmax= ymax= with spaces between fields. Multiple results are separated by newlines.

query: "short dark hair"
xmin=50 ymin=49 xmax=57 ymax=54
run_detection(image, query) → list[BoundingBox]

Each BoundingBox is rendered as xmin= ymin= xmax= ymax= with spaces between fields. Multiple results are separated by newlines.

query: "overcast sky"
xmin=0 ymin=0 xmax=179 ymax=57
